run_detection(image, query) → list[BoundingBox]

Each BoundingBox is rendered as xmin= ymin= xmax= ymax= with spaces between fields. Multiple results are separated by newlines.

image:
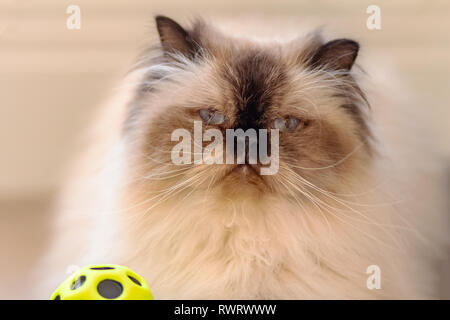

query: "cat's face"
xmin=126 ymin=16 xmax=372 ymax=202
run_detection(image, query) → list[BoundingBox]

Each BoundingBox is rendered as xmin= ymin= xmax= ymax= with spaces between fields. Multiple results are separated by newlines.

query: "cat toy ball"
xmin=50 ymin=264 xmax=153 ymax=300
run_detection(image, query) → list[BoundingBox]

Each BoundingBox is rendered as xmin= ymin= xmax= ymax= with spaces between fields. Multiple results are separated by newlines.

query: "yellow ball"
xmin=50 ymin=265 xmax=153 ymax=300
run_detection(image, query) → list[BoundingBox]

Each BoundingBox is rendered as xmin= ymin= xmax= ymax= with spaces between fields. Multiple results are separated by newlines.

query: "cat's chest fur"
xmin=90 ymin=154 xmax=404 ymax=299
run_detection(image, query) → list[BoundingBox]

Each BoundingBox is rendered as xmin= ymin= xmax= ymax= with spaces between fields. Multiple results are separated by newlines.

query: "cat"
xmin=38 ymin=16 xmax=449 ymax=299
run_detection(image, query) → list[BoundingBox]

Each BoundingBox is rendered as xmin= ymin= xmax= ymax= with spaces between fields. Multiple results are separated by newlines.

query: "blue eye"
xmin=287 ymin=117 xmax=300 ymax=130
xmin=272 ymin=116 xmax=303 ymax=132
xmin=199 ymin=109 xmax=225 ymax=125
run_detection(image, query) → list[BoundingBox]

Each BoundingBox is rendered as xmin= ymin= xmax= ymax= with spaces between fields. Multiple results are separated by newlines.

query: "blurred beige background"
xmin=0 ymin=0 xmax=449 ymax=299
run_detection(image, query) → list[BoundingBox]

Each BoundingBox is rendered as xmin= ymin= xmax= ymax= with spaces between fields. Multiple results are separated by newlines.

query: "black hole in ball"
xmin=97 ymin=279 xmax=123 ymax=299
xmin=54 ymin=295 xmax=61 ymax=300
xmin=90 ymin=266 xmax=115 ymax=270
xmin=127 ymin=275 xmax=141 ymax=286
xmin=71 ymin=275 xmax=86 ymax=290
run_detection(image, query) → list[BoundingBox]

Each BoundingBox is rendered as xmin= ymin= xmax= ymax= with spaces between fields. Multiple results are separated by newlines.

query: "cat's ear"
xmin=309 ymin=39 xmax=359 ymax=71
xmin=155 ymin=15 xmax=200 ymax=59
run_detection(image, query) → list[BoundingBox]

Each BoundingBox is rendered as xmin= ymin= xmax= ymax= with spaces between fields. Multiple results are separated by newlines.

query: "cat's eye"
xmin=199 ymin=109 xmax=225 ymax=125
xmin=272 ymin=116 xmax=303 ymax=132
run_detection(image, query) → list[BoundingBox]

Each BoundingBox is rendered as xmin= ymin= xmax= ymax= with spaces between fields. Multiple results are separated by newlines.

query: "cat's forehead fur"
xmin=219 ymin=50 xmax=289 ymax=130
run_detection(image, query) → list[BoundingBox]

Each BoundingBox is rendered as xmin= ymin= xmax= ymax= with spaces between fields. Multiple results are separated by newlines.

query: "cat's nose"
xmin=234 ymin=136 xmax=259 ymax=165
xmin=233 ymin=164 xmax=259 ymax=176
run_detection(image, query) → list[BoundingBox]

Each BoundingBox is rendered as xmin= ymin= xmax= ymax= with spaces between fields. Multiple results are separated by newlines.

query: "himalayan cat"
xmin=38 ymin=16 xmax=448 ymax=299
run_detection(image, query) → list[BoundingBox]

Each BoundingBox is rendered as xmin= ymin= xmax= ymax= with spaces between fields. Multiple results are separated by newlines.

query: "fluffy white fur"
xmin=36 ymin=22 xmax=449 ymax=300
